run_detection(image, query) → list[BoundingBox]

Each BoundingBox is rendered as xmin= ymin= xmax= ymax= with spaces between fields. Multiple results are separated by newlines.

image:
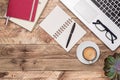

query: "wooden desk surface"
xmin=0 ymin=0 xmax=119 ymax=80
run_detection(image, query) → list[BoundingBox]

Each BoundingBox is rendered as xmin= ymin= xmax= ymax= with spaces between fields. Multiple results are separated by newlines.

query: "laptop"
xmin=60 ymin=0 xmax=120 ymax=51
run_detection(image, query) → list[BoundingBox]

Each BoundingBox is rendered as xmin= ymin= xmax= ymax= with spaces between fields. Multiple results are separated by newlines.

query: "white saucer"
xmin=76 ymin=41 xmax=100 ymax=64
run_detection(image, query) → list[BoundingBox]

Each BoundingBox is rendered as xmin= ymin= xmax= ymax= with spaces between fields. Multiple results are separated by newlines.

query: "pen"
xmin=66 ymin=23 xmax=76 ymax=48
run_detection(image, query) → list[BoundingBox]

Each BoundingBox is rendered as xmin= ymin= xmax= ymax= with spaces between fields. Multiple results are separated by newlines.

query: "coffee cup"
xmin=82 ymin=47 xmax=97 ymax=63
xmin=76 ymin=41 xmax=100 ymax=64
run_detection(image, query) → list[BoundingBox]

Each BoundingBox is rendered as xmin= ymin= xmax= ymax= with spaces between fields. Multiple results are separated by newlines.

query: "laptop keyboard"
xmin=91 ymin=0 xmax=120 ymax=28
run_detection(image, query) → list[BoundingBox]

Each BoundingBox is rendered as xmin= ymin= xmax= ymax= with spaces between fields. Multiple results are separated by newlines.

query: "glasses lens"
xmin=95 ymin=24 xmax=105 ymax=31
xmin=106 ymin=32 xmax=117 ymax=40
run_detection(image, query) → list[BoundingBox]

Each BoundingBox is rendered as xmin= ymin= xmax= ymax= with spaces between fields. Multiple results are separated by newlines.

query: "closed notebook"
xmin=9 ymin=0 xmax=48 ymax=31
xmin=6 ymin=0 xmax=38 ymax=21
xmin=40 ymin=6 xmax=86 ymax=52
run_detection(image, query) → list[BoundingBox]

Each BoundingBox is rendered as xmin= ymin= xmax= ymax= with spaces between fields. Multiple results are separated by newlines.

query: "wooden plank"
xmin=0 ymin=44 xmax=116 ymax=59
xmin=0 ymin=71 xmax=63 ymax=80
xmin=60 ymin=78 xmax=109 ymax=80
xmin=0 ymin=78 xmax=109 ymax=80
xmin=0 ymin=52 xmax=110 ymax=71
xmin=0 ymin=44 xmax=76 ymax=59
xmin=59 ymin=71 xmax=109 ymax=80
xmin=0 ymin=44 xmax=119 ymax=71
xmin=0 ymin=71 xmax=109 ymax=80
xmin=0 ymin=58 xmax=103 ymax=71
xmin=0 ymin=55 xmax=117 ymax=71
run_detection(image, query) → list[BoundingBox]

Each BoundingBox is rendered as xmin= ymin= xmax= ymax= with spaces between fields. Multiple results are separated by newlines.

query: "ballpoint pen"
xmin=66 ymin=23 xmax=76 ymax=48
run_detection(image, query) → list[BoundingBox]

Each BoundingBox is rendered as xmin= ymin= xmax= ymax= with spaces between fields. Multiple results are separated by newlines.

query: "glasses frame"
xmin=93 ymin=20 xmax=117 ymax=44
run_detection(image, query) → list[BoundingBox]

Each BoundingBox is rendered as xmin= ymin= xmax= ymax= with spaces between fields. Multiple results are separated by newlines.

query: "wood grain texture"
xmin=0 ymin=45 xmax=118 ymax=71
xmin=0 ymin=0 xmax=119 ymax=80
xmin=0 ymin=71 xmax=63 ymax=80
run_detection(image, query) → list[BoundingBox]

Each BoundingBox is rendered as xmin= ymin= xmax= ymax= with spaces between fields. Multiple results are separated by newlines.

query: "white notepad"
xmin=40 ymin=6 xmax=86 ymax=52
xmin=9 ymin=0 xmax=48 ymax=31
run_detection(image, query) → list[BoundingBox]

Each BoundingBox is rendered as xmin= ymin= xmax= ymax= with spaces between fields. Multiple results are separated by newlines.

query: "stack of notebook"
xmin=6 ymin=0 xmax=48 ymax=31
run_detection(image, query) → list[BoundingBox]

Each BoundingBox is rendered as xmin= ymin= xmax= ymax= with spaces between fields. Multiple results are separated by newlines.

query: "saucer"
xmin=76 ymin=41 xmax=100 ymax=64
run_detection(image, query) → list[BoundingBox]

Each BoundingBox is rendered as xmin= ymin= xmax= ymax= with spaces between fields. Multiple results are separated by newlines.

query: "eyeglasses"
xmin=93 ymin=20 xmax=117 ymax=44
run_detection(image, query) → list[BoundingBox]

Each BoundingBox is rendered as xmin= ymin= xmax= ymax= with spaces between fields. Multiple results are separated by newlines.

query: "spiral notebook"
xmin=40 ymin=6 xmax=86 ymax=52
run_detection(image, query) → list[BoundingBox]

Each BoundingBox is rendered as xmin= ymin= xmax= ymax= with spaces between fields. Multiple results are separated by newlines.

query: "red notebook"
xmin=6 ymin=0 xmax=39 ymax=22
